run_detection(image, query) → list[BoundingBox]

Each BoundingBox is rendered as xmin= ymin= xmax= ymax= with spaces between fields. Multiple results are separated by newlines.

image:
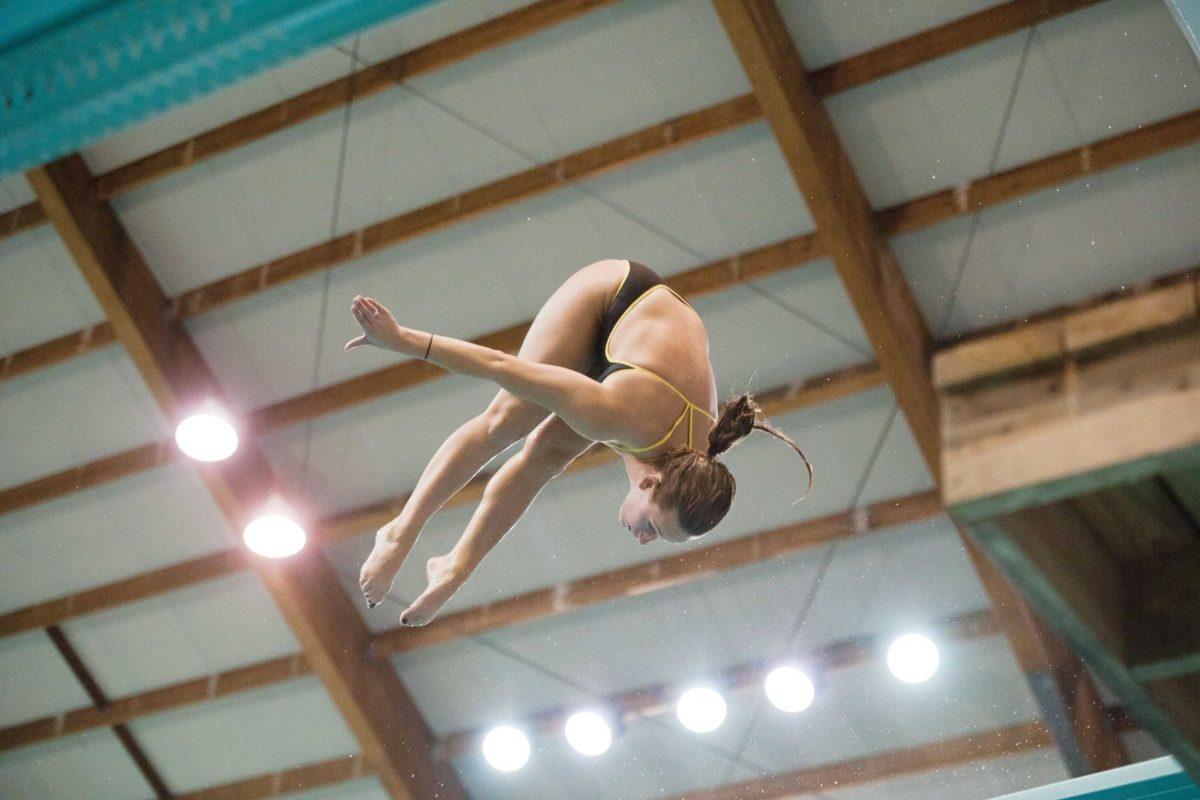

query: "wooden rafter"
xmin=433 ymin=608 xmax=1000 ymax=760
xmin=26 ymin=154 xmax=465 ymax=800
xmin=0 ymin=0 xmax=1100 ymax=249
xmin=7 ymin=94 xmax=1200 ymax=507
xmin=711 ymin=0 xmax=1129 ymax=776
xmin=0 ymin=488 xmax=935 ymax=751
xmin=0 ymin=360 xmax=881 ymax=638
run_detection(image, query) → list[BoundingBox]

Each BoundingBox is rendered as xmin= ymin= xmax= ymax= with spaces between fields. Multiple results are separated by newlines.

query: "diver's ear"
xmin=638 ymin=474 xmax=660 ymax=491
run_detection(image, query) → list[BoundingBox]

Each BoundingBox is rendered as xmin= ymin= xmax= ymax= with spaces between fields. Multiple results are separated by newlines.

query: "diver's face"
xmin=618 ymin=475 xmax=687 ymax=545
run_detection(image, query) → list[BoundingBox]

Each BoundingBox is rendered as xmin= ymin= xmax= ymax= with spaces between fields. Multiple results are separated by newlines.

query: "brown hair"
xmin=649 ymin=393 xmax=813 ymax=537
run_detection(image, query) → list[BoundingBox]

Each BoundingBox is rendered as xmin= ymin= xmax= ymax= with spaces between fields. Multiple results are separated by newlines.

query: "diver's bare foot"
xmin=400 ymin=554 xmax=464 ymax=626
xmin=359 ymin=537 xmax=406 ymax=608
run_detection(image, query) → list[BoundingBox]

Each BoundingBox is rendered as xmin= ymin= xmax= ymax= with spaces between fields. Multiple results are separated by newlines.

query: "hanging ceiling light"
xmin=481 ymin=725 xmax=531 ymax=772
xmin=564 ymin=710 xmax=613 ymax=756
xmin=675 ymin=686 xmax=727 ymax=733
xmin=174 ymin=405 xmax=239 ymax=462
xmin=764 ymin=665 xmax=816 ymax=713
xmin=887 ymin=633 xmax=940 ymax=684
xmin=243 ymin=498 xmax=306 ymax=558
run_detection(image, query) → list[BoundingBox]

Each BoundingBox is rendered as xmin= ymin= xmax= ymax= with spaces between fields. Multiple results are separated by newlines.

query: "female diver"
xmin=347 ymin=259 xmax=809 ymax=626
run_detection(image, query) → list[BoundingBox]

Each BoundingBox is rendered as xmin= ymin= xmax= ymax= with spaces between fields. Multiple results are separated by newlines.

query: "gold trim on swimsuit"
xmin=602 ymin=261 xmax=715 ymax=454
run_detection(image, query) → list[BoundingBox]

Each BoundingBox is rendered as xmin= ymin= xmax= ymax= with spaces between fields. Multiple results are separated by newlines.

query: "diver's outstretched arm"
xmin=346 ymin=295 xmax=624 ymax=443
xmin=399 ymin=415 xmax=591 ymax=626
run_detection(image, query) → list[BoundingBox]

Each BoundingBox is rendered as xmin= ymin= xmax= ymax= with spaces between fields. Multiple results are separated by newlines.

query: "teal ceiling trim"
xmin=0 ymin=0 xmax=440 ymax=177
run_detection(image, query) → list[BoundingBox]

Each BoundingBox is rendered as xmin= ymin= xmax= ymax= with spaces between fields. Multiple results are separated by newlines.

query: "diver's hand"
xmin=345 ymin=295 xmax=410 ymax=353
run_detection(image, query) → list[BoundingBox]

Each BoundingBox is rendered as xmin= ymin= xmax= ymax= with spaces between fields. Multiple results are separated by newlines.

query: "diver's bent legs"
xmin=358 ymin=399 xmax=547 ymax=606
xmin=400 ymin=415 xmax=590 ymax=625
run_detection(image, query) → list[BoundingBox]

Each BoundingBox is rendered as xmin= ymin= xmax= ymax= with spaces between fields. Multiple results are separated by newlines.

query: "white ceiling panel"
xmin=0 ymin=349 xmax=166 ymax=491
xmin=61 ymin=571 xmax=299 ymax=699
xmin=697 ymin=516 xmax=989 ymax=667
xmin=353 ymin=0 xmax=538 ymax=64
xmin=110 ymin=110 xmax=347 ymax=297
xmin=0 ymin=630 xmax=92 ymax=727
xmin=0 ymin=225 xmax=106 ymax=354
xmin=402 ymin=0 xmax=750 ymax=164
xmin=902 ymin=144 xmax=1200 ymax=339
xmin=826 ymin=29 xmax=1030 ymax=210
xmin=744 ymin=258 xmax=873 ymax=354
xmin=780 ymin=0 xmax=1003 ymax=70
xmin=0 ymin=462 xmax=233 ymax=613
xmin=856 ymin=406 xmax=936 ymax=505
xmin=129 ymin=675 xmax=357 ymax=793
xmin=580 ymin=123 xmax=814 ymax=267
xmin=0 ymin=730 xmax=154 ymax=799
xmin=737 ymin=635 xmax=1042 ymax=770
xmin=0 ymin=173 xmax=34 ymax=208
xmin=84 ymin=48 xmax=356 ymax=174
xmin=279 ymin=777 xmax=390 ymax=800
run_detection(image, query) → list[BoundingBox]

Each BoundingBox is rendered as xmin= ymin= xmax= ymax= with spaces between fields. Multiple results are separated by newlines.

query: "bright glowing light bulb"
xmin=887 ymin=633 xmax=939 ymax=684
xmin=676 ymin=686 xmax=726 ymax=733
xmin=175 ymin=410 xmax=238 ymax=461
xmin=564 ymin=710 xmax=612 ymax=756
xmin=764 ymin=666 xmax=815 ymax=713
xmin=243 ymin=507 xmax=306 ymax=558
xmin=482 ymin=726 xmax=530 ymax=771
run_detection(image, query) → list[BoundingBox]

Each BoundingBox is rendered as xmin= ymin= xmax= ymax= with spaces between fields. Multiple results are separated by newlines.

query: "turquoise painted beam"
xmin=0 ymin=0 xmax=441 ymax=176
xmin=1166 ymin=0 xmax=1200 ymax=63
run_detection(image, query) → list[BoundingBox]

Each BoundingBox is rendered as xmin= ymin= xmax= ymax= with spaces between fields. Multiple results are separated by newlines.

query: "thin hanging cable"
xmin=299 ymin=36 xmax=360 ymax=497
xmin=332 ymin=44 xmax=869 ymax=358
xmin=934 ymin=28 xmax=1035 ymax=339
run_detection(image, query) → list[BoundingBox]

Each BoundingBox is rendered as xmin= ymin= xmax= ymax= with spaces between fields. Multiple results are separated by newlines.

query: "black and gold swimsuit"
xmin=588 ymin=260 xmax=715 ymax=455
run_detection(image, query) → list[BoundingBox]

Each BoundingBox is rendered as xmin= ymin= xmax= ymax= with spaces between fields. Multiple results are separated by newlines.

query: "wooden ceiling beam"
xmin=0 ymin=487 xmax=934 ymax=751
xmin=0 ymin=0 xmax=1098 ymax=248
xmin=4 ymin=103 xmax=1198 ymax=395
xmin=433 ymin=607 xmax=1000 ymax=760
xmin=713 ymin=0 xmax=941 ymax=494
xmin=172 ymin=754 xmax=368 ymax=800
xmin=27 ymin=154 xmax=465 ymax=800
xmin=711 ymin=0 xmax=1129 ymax=777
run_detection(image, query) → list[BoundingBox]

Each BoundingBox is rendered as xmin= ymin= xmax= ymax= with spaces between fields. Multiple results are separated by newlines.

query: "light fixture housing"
xmin=764 ymin=665 xmax=816 ymax=713
xmin=564 ymin=710 xmax=613 ymax=756
xmin=243 ymin=498 xmax=307 ymax=558
xmin=174 ymin=406 xmax=239 ymax=462
xmin=481 ymin=726 xmax=531 ymax=772
xmin=675 ymin=686 xmax=727 ymax=733
xmin=886 ymin=633 xmax=940 ymax=684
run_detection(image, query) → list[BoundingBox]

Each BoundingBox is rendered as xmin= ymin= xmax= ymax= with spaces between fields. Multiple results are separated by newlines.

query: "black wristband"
xmin=423 ymin=333 xmax=434 ymax=360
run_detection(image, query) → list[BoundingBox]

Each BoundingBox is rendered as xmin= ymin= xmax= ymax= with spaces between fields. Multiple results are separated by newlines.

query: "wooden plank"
xmin=934 ymin=275 xmax=1199 ymax=389
xmin=0 ymin=323 xmax=117 ymax=385
xmin=943 ymin=331 xmax=1200 ymax=507
xmin=91 ymin=0 xmax=620 ymax=197
xmin=169 ymin=95 xmax=761 ymax=319
xmin=8 ymin=105 xmax=1200 ymax=392
xmin=45 ymin=626 xmax=174 ymax=799
xmin=173 ymin=755 xmax=367 ymax=800
xmin=434 ymin=608 xmax=998 ymax=760
xmin=0 ymin=201 xmax=46 ymax=244
xmin=667 ymin=721 xmax=1053 ymax=800
xmin=27 ymin=154 xmax=464 ymax=800
xmin=374 ymin=490 xmax=942 ymax=655
xmin=0 ymin=654 xmax=307 ymax=751
xmin=713 ymin=0 xmax=941 ymax=473
xmin=878 ymin=108 xmax=1200 ymax=237
xmin=0 ymin=490 xmax=935 ymax=750
xmin=807 ymin=0 xmax=1101 ymax=97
